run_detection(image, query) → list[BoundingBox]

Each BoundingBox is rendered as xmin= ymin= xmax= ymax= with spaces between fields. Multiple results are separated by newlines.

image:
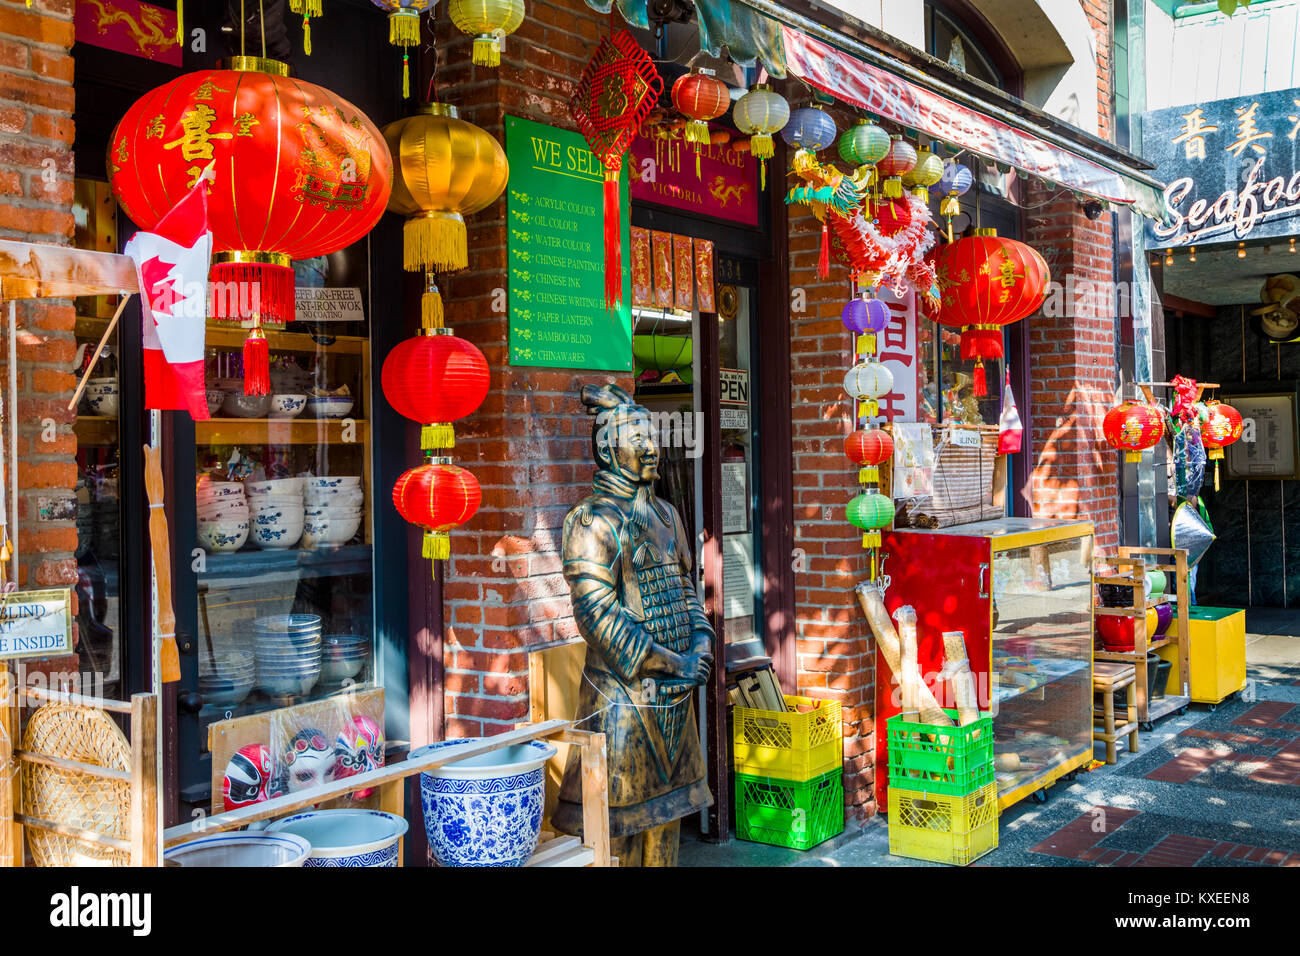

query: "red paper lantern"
xmin=933 ymin=229 xmax=1050 ymax=396
xmin=875 ymin=135 xmax=917 ymax=198
xmin=1201 ymin=401 xmax=1243 ymax=457
xmin=393 ymin=462 xmax=482 ymax=562
xmin=381 ymin=332 xmax=490 ymax=450
xmin=1103 ymin=401 xmax=1165 ymax=463
xmin=108 ymin=58 xmax=392 ymax=393
xmin=570 ymin=30 xmax=663 ymax=311
xmin=671 ymin=70 xmax=729 ymax=178
xmin=845 ymin=427 xmax=894 ymax=484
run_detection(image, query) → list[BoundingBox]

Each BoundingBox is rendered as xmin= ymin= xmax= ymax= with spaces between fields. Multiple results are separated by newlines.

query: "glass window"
xmin=924 ymin=3 xmax=1007 ymax=91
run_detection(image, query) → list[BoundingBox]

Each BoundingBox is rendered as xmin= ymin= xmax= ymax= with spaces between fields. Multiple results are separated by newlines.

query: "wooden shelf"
xmin=1095 ymin=637 xmax=1174 ymax=661
xmin=198 ymin=543 xmax=372 ymax=584
xmin=74 ymin=414 xmax=118 ymax=446
xmin=203 ymin=324 xmax=366 ymax=354
xmin=196 ymin=417 xmax=367 ymax=446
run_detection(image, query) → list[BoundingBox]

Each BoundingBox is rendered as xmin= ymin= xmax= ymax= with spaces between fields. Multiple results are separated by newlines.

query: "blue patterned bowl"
xmin=267 ymin=809 xmax=408 ymax=867
xmin=411 ymin=738 xmax=557 ymax=867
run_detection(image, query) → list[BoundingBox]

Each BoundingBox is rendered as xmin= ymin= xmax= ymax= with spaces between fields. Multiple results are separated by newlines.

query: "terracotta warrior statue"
xmin=552 ymin=384 xmax=714 ymax=866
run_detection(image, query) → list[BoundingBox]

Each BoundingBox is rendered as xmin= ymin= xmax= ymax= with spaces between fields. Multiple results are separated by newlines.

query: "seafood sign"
xmin=0 ymin=589 xmax=72 ymax=660
xmin=76 ymin=0 xmax=183 ymax=66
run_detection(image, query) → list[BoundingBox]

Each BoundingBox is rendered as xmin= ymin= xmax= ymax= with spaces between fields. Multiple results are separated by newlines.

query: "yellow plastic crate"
xmin=732 ymin=694 xmax=843 ymax=782
xmin=888 ymin=782 xmax=999 ymax=866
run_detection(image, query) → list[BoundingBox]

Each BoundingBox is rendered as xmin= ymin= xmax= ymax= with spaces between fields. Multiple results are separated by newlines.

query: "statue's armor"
xmin=552 ymin=481 xmax=714 ymax=840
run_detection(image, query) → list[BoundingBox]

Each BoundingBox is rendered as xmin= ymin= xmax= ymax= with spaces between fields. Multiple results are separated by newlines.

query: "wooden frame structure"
xmin=1094 ymin=546 xmax=1191 ymax=727
xmin=0 ymin=671 xmax=159 ymax=867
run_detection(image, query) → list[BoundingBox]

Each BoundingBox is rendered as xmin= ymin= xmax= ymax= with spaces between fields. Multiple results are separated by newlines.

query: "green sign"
xmin=505 ymin=115 xmax=631 ymax=371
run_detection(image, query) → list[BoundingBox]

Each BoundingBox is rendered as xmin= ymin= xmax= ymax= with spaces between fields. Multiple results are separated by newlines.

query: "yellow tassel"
xmin=695 ymin=147 xmax=701 ymax=181
xmin=404 ymin=212 xmax=467 ymax=272
xmin=423 ymin=530 xmax=450 ymax=561
xmin=303 ymin=16 xmax=312 ymax=55
xmin=862 ymin=532 xmax=881 ymax=549
xmin=291 ymin=0 xmax=322 ymax=15
xmin=403 ymin=53 xmax=410 ymax=99
xmin=883 ymin=177 xmax=902 ymax=199
xmin=749 ymin=133 xmax=774 ymax=160
xmin=859 ymin=466 xmax=878 ymax=484
xmin=940 ymin=195 xmax=960 ymax=217
xmin=390 ymin=11 xmax=421 ymax=46
xmin=473 ymin=36 xmax=502 ymax=67
xmin=422 ymin=281 xmax=444 ymax=329
xmin=1214 ymin=460 xmax=1220 ymax=492
xmin=421 ymin=423 xmax=455 ymax=451
xmin=1125 ymin=450 xmax=1140 ymax=463
xmin=684 ymin=120 xmax=711 ymax=145
xmin=912 ymin=187 xmax=930 ymax=203
xmin=760 ymin=159 xmax=766 ymax=192
xmin=176 ymin=0 xmax=183 ymax=45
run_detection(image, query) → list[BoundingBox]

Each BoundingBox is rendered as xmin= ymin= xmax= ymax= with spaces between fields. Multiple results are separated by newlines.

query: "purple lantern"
xmin=842 ymin=297 xmax=891 ymax=334
xmin=936 ymin=160 xmax=974 ymax=196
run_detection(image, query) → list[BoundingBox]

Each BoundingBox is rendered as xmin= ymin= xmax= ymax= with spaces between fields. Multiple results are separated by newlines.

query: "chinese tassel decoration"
xmin=290 ymin=0 xmax=322 ymax=55
xmin=370 ymin=2 xmax=436 ymax=97
xmin=570 ymin=30 xmax=662 ymax=312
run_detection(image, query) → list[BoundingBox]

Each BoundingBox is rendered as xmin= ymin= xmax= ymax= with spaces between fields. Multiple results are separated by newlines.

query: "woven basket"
xmin=896 ymin=424 xmax=1002 ymax=529
xmin=21 ymin=703 xmax=131 ymax=867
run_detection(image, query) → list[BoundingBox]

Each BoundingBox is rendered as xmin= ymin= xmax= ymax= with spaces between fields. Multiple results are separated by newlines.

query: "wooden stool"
xmin=1093 ymin=661 xmax=1140 ymax=764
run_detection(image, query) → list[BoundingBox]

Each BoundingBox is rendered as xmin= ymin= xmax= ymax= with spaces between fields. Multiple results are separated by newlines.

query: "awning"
xmin=780 ymin=27 xmax=1166 ymax=219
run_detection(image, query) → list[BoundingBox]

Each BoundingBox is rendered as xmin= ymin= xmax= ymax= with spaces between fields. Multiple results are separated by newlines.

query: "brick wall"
xmin=0 ymin=0 xmax=80 ymax=678
xmin=432 ymin=0 xmax=624 ymax=738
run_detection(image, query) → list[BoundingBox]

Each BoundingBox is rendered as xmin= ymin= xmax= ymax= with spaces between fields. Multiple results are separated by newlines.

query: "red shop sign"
xmin=629 ymin=130 xmax=759 ymax=227
xmin=75 ymin=0 xmax=183 ymax=66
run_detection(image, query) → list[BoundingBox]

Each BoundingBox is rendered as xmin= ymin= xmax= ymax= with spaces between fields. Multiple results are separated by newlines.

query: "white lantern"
xmin=734 ymin=84 xmax=789 ymax=189
xmin=843 ymin=361 xmax=893 ymax=399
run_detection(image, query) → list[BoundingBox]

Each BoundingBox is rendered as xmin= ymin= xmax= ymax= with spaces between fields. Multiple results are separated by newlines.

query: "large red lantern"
xmin=933 ymin=228 xmax=1050 ymax=396
xmin=845 ymin=428 xmax=894 ymax=483
xmin=1201 ymin=400 xmax=1243 ymax=490
xmin=671 ymin=69 xmax=729 ymax=179
xmin=1103 ymin=401 xmax=1165 ymax=463
xmin=381 ymin=332 xmax=490 ymax=450
xmin=393 ymin=462 xmax=482 ymax=562
xmin=108 ymin=58 xmax=393 ymax=392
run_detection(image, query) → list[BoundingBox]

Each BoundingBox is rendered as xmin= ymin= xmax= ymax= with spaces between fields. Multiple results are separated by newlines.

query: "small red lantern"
xmin=1201 ymin=400 xmax=1243 ymax=490
xmin=381 ymin=332 xmax=490 ymax=450
xmin=845 ymin=428 xmax=893 ymax=483
xmin=671 ymin=69 xmax=730 ymax=179
xmin=393 ymin=461 xmax=482 ymax=563
xmin=1103 ymin=401 xmax=1165 ymax=463
xmin=109 ymin=59 xmax=392 ymax=394
xmin=933 ymin=229 xmax=1050 ymax=396
xmin=876 ymin=135 xmax=917 ymax=198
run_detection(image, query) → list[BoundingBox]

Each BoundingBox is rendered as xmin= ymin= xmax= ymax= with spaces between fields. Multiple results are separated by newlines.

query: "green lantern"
xmin=847 ymin=491 xmax=893 ymax=548
xmin=838 ymin=119 xmax=890 ymax=189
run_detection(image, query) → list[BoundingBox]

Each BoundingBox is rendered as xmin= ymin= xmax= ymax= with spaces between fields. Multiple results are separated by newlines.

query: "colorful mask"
xmin=283 ymin=727 xmax=333 ymax=793
xmin=222 ymin=744 xmax=283 ymax=812
xmin=332 ymin=714 xmax=385 ymax=799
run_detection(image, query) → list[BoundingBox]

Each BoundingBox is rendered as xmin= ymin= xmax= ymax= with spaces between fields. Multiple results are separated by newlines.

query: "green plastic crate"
xmin=735 ymin=768 xmax=844 ymax=851
xmin=886 ymin=709 xmax=994 ymax=796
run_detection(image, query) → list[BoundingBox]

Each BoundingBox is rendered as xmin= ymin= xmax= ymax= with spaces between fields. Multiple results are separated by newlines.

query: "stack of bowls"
xmin=85 ymin=378 xmax=119 ymax=417
xmin=253 ymin=614 xmax=322 ymax=697
xmin=302 ymin=477 xmax=364 ymax=549
xmin=199 ymin=649 xmax=255 ymax=706
xmin=320 ymin=634 xmax=371 ymax=684
xmin=75 ymin=488 xmax=93 ymax=560
xmin=246 ymin=477 xmax=305 ymax=549
xmin=197 ymin=480 xmax=249 ymax=552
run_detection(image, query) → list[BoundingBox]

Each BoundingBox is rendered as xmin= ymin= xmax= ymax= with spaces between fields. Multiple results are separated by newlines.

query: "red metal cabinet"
xmin=874 ymin=518 xmax=1095 ymax=812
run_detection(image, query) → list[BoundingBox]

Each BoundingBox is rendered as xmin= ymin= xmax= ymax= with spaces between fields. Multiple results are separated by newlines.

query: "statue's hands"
xmin=673 ymin=649 xmax=713 ymax=687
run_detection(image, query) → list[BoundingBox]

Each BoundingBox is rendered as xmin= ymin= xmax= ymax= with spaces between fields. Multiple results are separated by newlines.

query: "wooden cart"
xmin=1093 ymin=547 xmax=1191 ymax=728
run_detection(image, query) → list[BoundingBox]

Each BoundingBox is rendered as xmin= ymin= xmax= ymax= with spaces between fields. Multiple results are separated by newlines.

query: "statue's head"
xmin=581 ymin=384 xmax=659 ymax=485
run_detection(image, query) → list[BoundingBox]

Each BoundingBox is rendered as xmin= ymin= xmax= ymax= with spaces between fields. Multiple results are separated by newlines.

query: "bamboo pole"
xmin=854 ymin=582 xmax=953 ymax=726
xmin=66 ymin=294 xmax=132 ymax=413
xmin=143 ymin=445 xmax=180 ymax=684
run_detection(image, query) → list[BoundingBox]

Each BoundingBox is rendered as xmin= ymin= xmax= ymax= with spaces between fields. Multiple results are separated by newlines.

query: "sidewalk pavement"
xmin=682 ymin=632 xmax=1300 ymax=867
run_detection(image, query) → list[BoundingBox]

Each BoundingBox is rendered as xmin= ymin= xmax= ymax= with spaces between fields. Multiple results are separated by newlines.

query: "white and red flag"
xmin=124 ymin=174 xmax=213 ymax=421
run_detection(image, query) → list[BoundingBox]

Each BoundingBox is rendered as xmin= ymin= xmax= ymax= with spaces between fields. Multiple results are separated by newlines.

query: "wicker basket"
xmin=892 ymin=423 xmax=1004 ymax=529
xmin=20 ymin=703 xmax=132 ymax=867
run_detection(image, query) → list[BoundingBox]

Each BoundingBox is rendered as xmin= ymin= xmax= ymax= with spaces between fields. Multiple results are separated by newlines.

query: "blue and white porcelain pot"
xmin=267 ymin=809 xmax=408 ymax=867
xmin=411 ymin=738 xmax=556 ymax=867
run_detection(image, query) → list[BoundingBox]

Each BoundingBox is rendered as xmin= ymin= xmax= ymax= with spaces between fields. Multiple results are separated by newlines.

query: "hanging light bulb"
xmin=1291 ymin=237 xmax=1296 ymax=254
xmin=1164 ymin=250 xmax=1174 ymax=267
xmin=1238 ymin=242 xmax=1247 ymax=259
xmin=1189 ymin=245 xmax=1196 ymax=263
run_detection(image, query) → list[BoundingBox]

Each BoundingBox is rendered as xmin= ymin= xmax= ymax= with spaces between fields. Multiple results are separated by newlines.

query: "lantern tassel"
xmin=603 ymin=169 xmax=622 ymax=312
xmin=818 ymin=221 xmax=830 ymax=279
xmin=242 ymin=328 xmax=270 ymax=397
xmin=303 ymin=16 xmax=312 ymax=56
xmin=423 ymin=530 xmax=450 ymax=561
xmin=176 ymin=0 xmax=183 ymax=46
xmin=405 ymin=213 xmax=467 ymax=273
xmin=403 ymin=53 xmax=410 ymax=99
xmin=695 ymin=147 xmax=702 ymax=181
xmin=760 ymin=159 xmax=766 ymax=192
xmin=209 ymin=260 xmax=294 ymax=326
xmin=1214 ymin=460 xmax=1221 ymax=492
xmin=472 ymin=37 xmax=502 ymax=68
xmin=973 ymin=360 xmax=987 ymax=397
xmin=749 ymin=133 xmax=774 ymax=160
xmin=421 ymin=423 xmax=455 ymax=451
xmin=422 ymin=275 xmax=444 ymax=329
xmin=290 ymin=0 xmax=322 ymax=15
xmin=1125 ymin=450 xmax=1141 ymax=464
xmin=390 ymin=11 xmax=421 ymax=46
xmin=883 ymin=176 xmax=902 ymax=199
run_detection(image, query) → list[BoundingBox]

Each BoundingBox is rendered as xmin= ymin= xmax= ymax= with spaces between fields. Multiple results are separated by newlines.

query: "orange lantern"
xmin=393 ymin=461 xmax=482 ymax=563
xmin=933 ymin=228 xmax=1050 ymax=395
xmin=1103 ymin=401 xmax=1165 ymax=463
xmin=671 ymin=69 xmax=730 ymax=179
xmin=381 ymin=332 xmax=490 ymax=451
xmin=1201 ymin=400 xmax=1243 ymax=489
xmin=108 ymin=58 xmax=392 ymax=393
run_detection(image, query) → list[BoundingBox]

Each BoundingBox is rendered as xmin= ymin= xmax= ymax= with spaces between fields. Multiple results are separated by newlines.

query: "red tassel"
xmin=209 ymin=260 xmax=295 ymax=325
xmin=243 ymin=330 xmax=270 ymax=396
xmin=603 ymin=170 xmax=622 ymax=312
xmin=973 ymin=361 xmax=987 ymax=397
xmin=818 ymin=222 xmax=830 ymax=279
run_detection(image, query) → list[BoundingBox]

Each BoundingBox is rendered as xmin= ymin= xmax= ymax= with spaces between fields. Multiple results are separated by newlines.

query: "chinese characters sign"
xmin=1145 ymin=88 xmax=1300 ymax=248
xmin=629 ymin=131 xmax=759 ymax=226
xmin=505 ymin=115 xmax=632 ymax=371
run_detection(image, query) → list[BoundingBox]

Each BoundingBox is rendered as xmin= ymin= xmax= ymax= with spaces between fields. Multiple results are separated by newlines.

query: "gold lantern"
xmin=383 ymin=103 xmax=510 ymax=326
xmin=449 ymin=0 xmax=526 ymax=68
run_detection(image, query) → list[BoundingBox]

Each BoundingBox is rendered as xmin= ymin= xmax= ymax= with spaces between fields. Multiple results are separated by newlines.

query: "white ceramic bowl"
xmin=269 ymin=394 xmax=308 ymax=418
xmin=245 ymin=478 xmax=304 ymax=497
xmin=305 ymin=490 xmax=364 ymax=507
xmin=85 ymin=391 xmax=118 ymax=417
xmin=197 ymin=480 xmax=245 ymax=500
xmin=306 ymin=396 xmax=355 ymax=419
xmin=197 ymin=501 xmax=249 ymax=522
xmin=249 ymin=513 xmax=304 ymax=550
xmin=267 ymin=811 xmax=406 ymax=867
xmin=248 ymin=495 xmax=304 ymax=510
xmin=257 ymin=671 xmax=318 ymax=696
xmin=164 ymin=832 xmax=311 ymax=867
xmin=197 ymin=519 xmax=249 ymax=553
xmin=306 ymin=476 xmax=362 ymax=490
xmin=300 ymin=515 xmax=362 ymax=549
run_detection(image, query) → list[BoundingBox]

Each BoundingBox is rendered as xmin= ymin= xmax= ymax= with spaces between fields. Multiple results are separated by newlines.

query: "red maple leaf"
xmin=140 ymin=255 xmax=178 ymax=317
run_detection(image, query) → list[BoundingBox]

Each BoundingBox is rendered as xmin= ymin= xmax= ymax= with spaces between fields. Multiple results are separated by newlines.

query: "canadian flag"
xmin=124 ymin=175 xmax=213 ymax=421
